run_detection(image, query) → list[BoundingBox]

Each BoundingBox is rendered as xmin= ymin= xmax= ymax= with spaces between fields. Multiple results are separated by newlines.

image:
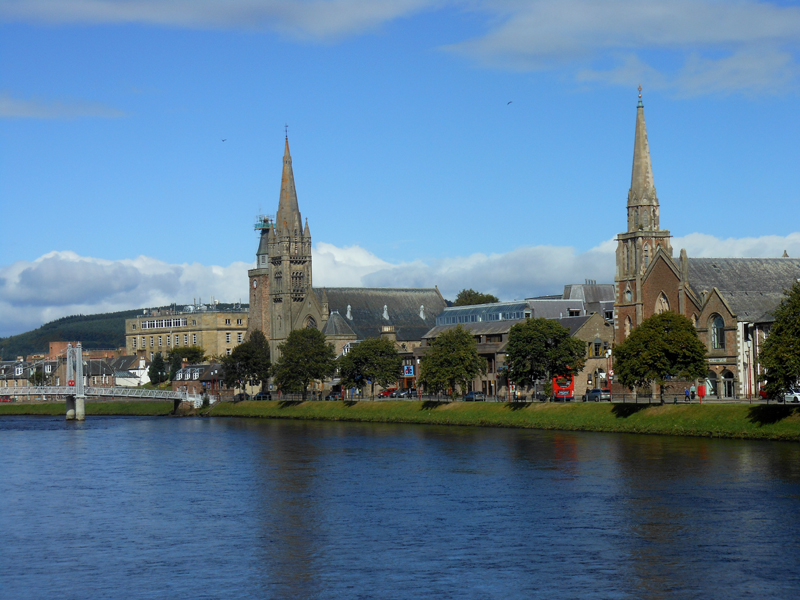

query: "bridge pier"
xmin=76 ymin=395 xmax=85 ymax=421
xmin=66 ymin=395 xmax=76 ymax=420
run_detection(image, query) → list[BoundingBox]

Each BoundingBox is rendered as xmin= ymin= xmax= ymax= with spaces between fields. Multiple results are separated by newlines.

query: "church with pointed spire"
xmin=248 ymin=136 xmax=447 ymax=369
xmin=614 ymin=89 xmax=800 ymax=399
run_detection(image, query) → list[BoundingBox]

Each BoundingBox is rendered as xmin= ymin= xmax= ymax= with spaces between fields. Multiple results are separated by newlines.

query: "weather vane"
xmin=285 ymin=123 xmax=288 ymax=138
xmin=638 ymin=84 xmax=642 ymax=98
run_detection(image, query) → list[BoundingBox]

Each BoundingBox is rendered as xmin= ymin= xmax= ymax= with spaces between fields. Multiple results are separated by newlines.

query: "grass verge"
xmin=208 ymin=400 xmax=800 ymax=441
xmin=0 ymin=402 xmax=174 ymax=416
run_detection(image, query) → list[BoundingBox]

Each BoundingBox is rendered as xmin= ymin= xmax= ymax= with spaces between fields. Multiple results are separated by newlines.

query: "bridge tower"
xmin=65 ymin=343 xmax=85 ymax=421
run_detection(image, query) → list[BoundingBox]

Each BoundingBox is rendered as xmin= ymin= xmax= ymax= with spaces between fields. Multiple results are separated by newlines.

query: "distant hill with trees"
xmin=0 ymin=303 xmax=248 ymax=360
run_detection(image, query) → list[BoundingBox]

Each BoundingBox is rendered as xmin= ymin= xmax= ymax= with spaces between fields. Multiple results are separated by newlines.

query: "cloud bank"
xmin=3 ymin=232 xmax=800 ymax=338
xmin=3 ymin=1 xmax=800 ymax=93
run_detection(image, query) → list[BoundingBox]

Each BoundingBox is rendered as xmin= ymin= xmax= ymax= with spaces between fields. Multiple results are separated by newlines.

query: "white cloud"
xmin=0 ymin=0 xmax=439 ymax=39
xmin=3 ymin=1 xmax=799 ymax=93
xmin=2 ymin=233 xmax=799 ymax=337
xmin=449 ymin=0 xmax=800 ymax=95
xmin=0 ymin=251 xmax=250 ymax=337
xmin=0 ymin=91 xmax=126 ymax=119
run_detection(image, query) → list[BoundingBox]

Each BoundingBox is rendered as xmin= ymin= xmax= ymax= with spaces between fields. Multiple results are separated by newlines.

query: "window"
xmin=655 ymin=293 xmax=669 ymax=315
xmin=226 ymin=333 xmax=231 ymax=343
xmin=643 ymin=244 xmax=650 ymax=269
xmin=193 ymin=370 xmax=199 ymax=380
xmin=226 ymin=348 xmax=231 ymax=356
xmin=174 ymin=335 xmax=179 ymax=346
xmin=192 ymin=320 xmax=197 ymax=326
xmin=225 ymin=319 xmax=231 ymax=325
xmin=133 ymin=338 xmax=137 ymax=348
xmin=710 ymin=315 xmax=725 ymax=349
xmin=237 ymin=319 xmax=243 ymax=325
xmin=625 ymin=316 xmax=632 ymax=338
xmin=568 ymin=309 xmax=580 ymax=317
xmin=150 ymin=336 xmax=154 ymax=347
xmin=594 ymin=342 xmax=602 ymax=357
xmin=141 ymin=336 xmax=146 ymax=347
xmin=184 ymin=334 xmax=188 ymax=345
xmin=167 ymin=336 xmax=171 ymax=346
xmin=625 ymin=289 xmax=632 ymax=302
xmin=45 ymin=365 xmax=51 ymax=374
xmin=192 ymin=334 xmax=197 ymax=344
xmin=237 ymin=333 xmax=243 ymax=342
xmin=158 ymin=336 xmax=162 ymax=347
xmin=131 ymin=324 xmax=136 ymax=330
xmin=15 ymin=366 xmax=23 ymax=376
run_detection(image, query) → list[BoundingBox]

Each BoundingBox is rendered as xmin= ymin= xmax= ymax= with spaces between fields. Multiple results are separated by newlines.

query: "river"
xmin=1 ymin=416 xmax=799 ymax=599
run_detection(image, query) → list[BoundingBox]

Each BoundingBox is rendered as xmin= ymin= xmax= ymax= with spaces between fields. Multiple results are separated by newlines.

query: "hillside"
xmin=0 ymin=304 xmax=248 ymax=360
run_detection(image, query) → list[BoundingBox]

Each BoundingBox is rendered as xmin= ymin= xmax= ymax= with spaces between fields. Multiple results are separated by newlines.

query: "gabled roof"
xmin=315 ymin=287 xmax=446 ymax=341
xmin=687 ymin=258 xmax=800 ymax=322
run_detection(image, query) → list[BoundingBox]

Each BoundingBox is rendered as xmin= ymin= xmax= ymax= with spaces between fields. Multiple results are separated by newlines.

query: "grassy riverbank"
xmin=0 ymin=402 xmax=174 ymax=416
xmin=208 ymin=400 xmax=800 ymax=441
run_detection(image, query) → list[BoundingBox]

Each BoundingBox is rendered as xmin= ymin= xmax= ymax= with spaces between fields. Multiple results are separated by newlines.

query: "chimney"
xmin=380 ymin=325 xmax=397 ymax=343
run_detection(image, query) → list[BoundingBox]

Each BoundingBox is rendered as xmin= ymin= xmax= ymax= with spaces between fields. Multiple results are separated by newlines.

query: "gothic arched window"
xmin=710 ymin=315 xmax=725 ymax=349
xmin=655 ymin=293 xmax=669 ymax=315
xmin=643 ymin=244 xmax=650 ymax=270
xmin=305 ymin=316 xmax=317 ymax=329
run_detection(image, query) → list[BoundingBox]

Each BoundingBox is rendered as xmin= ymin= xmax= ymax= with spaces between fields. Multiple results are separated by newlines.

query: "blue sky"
xmin=2 ymin=0 xmax=800 ymax=337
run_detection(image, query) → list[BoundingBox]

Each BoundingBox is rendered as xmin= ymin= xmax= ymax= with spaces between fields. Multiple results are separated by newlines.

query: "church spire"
xmin=628 ymin=85 xmax=657 ymax=208
xmin=276 ymin=135 xmax=301 ymax=233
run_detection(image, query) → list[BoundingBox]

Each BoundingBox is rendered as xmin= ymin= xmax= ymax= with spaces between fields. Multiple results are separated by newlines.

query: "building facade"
xmin=247 ymin=138 xmax=447 ymax=367
xmin=125 ymin=305 xmax=248 ymax=359
xmin=613 ymin=92 xmax=800 ymax=398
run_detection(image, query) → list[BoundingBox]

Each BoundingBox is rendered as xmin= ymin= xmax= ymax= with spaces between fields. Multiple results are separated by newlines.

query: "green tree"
xmin=759 ymin=281 xmax=800 ymax=397
xmin=418 ymin=325 xmax=487 ymax=399
xmin=168 ymin=345 xmax=207 ymax=380
xmin=453 ymin=289 xmax=500 ymax=306
xmin=338 ymin=337 xmax=402 ymax=399
xmin=221 ymin=331 xmax=271 ymax=393
xmin=614 ymin=312 xmax=707 ymax=397
xmin=148 ymin=352 xmax=168 ymax=385
xmin=504 ymin=317 xmax=586 ymax=398
xmin=273 ymin=328 xmax=336 ymax=400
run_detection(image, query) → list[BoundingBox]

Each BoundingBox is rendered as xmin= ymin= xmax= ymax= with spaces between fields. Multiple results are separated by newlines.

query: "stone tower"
xmin=266 ymin=136 xmax=314 ymax=357
xmin=615 ymin=89 xmax=673 ymax=344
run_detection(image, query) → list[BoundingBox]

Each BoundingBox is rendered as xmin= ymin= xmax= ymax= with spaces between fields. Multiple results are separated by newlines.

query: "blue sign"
xmin=403 ymin=365 xmax=414 ymax=377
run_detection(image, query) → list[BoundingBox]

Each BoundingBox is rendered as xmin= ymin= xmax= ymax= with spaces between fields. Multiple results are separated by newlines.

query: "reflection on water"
xmin=1 ymin=416 xmax=799 ymax=599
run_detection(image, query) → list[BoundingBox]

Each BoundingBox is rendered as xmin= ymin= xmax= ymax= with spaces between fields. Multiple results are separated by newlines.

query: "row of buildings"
xmin=240 ymin=91 xmax=798 ymax=400
xmin=7 ymin=92 xmax=795 ymax=401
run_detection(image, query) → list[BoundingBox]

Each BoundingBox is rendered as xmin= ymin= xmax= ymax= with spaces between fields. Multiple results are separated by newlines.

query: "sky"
xmin=2 ymin=0 xmax=800 ymax=337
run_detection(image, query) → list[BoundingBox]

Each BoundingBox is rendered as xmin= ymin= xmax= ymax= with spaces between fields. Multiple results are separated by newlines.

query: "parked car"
xmin=234 ymin=393 xmax=251 ymax=402
xmin=585 ymin=388 xmax=612 ymax=402
xmin=783 ymin=389 xmax=800 ymax=403
xmin=463 ymin=391 xmax=486 ymax=402
xmin=378 ymin=388 xmax=397 ymax=398
xmin=253 ymin=391 xmax=271 ymax=401
xmin=0 ymin=395 xmax=11 ymax=403
xmin=325 ymin=391 xmax=342 ymax=401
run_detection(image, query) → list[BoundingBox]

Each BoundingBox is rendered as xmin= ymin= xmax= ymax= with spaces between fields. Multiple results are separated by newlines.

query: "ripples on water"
xmin=1 ymin=416 xmax=799 ymax=599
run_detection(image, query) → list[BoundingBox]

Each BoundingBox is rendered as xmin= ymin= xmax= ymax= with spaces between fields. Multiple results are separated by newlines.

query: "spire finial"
xmin=637 ymin=85 xmax=643 ymax=108
xmin=284 ymin=123 xmax=288 ymax=139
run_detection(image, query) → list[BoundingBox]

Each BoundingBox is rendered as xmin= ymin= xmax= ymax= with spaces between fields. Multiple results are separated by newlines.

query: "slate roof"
xmin=314 ymin=287 xmax=446 ymax=341
xmin=528 ymin=299 xmax=586 ymax=319
xmin=554 ymin=316 xmax=592 ymax=336
xmin=687 ymin=258 xmax=800 ymax=322
xmin=323 ymin=310 xmax=356 ymax=337
xmin=422 ymin=319 xmax=527 ymax=340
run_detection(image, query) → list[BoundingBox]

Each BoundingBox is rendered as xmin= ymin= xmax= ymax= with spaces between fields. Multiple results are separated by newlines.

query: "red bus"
xmin=552 ymin=375 xmax=575 ymax=401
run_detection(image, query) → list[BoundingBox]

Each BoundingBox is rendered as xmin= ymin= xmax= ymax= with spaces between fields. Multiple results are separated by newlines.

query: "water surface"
xmin=1 ymin=416 xmax=799 ymax=599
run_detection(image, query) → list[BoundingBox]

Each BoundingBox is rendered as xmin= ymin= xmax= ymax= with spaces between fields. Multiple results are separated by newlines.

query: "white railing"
xmin=0 ymin=386 xmax=184 ymax=400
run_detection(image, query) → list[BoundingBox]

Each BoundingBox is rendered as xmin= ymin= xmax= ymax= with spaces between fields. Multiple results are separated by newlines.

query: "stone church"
xmin=614 ymin=91 xmax=800 ymax=399
xmin=247 ymin=137 xmax=447 ymax=365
